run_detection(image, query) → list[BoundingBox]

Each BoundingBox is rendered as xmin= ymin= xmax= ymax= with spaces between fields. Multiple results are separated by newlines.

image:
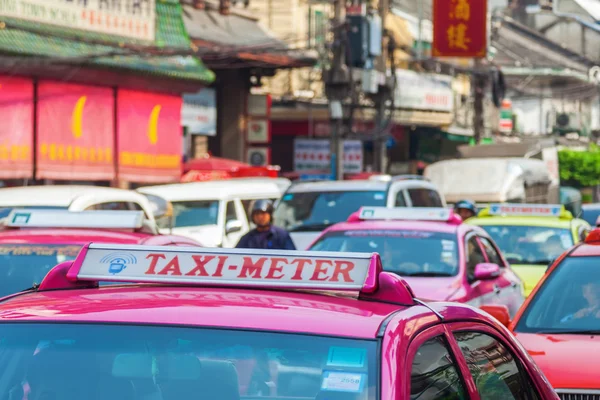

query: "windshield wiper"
xmin=535 ymin=329 xmax=600 ymax=335
xmin=288 ymin=223 xmax=333 ymax=232
xmin=400 ymin=272 xmax=455 ymax=277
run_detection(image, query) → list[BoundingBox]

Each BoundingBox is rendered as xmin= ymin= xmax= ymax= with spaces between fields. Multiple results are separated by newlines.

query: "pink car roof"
xmin=325 ymin=220 xmax=464 ymax=235
xmin=0 ymin=286 xmax=408 ymax=339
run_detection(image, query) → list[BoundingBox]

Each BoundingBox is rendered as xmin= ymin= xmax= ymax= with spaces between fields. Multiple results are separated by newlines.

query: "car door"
xmin=404 ymin=325 xmax=473 ymax=400
xmin=464 ymin=233 xmax=497 ymax=308
xmin=445 ymin=323 xmax=556 ymax=400
xmin=478 ymin=235 xmax=524 ymax=316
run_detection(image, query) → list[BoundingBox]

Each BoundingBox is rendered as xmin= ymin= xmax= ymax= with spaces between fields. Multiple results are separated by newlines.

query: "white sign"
xmin=359 ymin=207 xmax=452 ymax=221
xmin=487 ymin=204 xmax=563 ymax=217
xmin=0 ymin=0 xmax=156 ymax=41
xmin=294 ymin=139 xmax=363 ymax=174
xmin=542 ymin=147 xmax=560 ymax=183
xmin=247 ymin=119 xmax=270 ymax=143
xmin=75 ymin=244 xmax=374 ymax=290
xmin=7 ymin=209 xmax=144 ymax=229
xmin=394 ymin=69 xmax=454 ymax=112
xmin=182 ymin=89 xmax=217 ymax=136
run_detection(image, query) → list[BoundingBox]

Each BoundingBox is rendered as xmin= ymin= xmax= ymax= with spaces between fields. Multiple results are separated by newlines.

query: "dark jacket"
xmin=235 ymin=226 xmax=296 ymax=250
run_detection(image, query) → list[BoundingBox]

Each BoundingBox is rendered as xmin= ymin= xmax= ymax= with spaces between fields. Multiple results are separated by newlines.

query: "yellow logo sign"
xmin=71 ymin=96 xmax=87 ymax=139
xmin=147 ymin=105 xmax=161 ymax=145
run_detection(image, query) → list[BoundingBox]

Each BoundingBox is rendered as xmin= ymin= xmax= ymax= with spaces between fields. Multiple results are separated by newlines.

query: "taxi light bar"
xmin=486 ymin=203 xmax=564 ymax=217
xmin=5 ymin=209 xmax=145 ymax=229
xmin=357 ymin=206 xmax=453 ymax=222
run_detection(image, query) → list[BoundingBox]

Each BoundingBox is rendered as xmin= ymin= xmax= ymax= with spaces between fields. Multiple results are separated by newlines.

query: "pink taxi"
xmin=0 ymin=244 xmax=556 ymax=399
xmin=308 ymin=207 xmax=525 ymax=316
xmin=0 ymin=208 xmax=201 ymax=298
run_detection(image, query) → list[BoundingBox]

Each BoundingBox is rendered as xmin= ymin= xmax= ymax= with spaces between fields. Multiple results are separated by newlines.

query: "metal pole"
xmin=329 ymin=0 xmax=345 ymax=180
xmin=416 ymin=0 xmax=423 ymax=60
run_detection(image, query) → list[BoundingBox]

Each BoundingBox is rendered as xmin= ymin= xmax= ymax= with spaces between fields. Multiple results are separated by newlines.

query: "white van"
xmin=137 ymin=179 xmax=289 ymax=248
xmin=0 ymin=185 xmax=156 ymax=222
xmin=273 ymin=176 xmax=446 ymax=249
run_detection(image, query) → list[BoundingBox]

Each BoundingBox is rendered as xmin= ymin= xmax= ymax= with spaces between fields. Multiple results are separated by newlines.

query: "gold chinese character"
xmin=58 ymin=145 xmax=65 ymax=161
xmin=82 ymin=147 xmax=89 ymax=162
xmin=49 ymin=144 xmax=57 ymax=161
xmin=74 ymin=146 xmax=81 ymax=161
xmin=450 ymin=0 xmax=470 ymax=20
xmin=90 ymin=147 xmax=97 ymax=163
xmin=40 ymin=144 xmax=48 ymax=160
xmin=66 ymin=146 xmax=73 ymax=162
xmin=105 ymin=148 xmax=113 ymax=163
xmin=447 ymin=23 xmax=471 ymax=50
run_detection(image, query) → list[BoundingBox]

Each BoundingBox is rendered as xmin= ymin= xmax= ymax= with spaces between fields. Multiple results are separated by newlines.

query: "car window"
xmin=0 ymin=323 xmax=378 ymax=400
xmin=395 ymin=191 xmax=407 ymax=207
xmin=85 ymin=202 xmax=130 ymax=211
xmin=166 ymin=200 xmax=219 ymax=229
xmin=241 ymin=200 xmax=253 ymax=223
xmin=310 ymin=230 xmax=459 ymax=277
xmin=410 ymin=335 xmax=468 ymax=400
xmin=226 ymin=201 xmax=237 ymax=223
xmin=479 ymin=225 xmax=573 ymax=265
xmin=479 ymin=237 xmax=504 ymax=267
xmin=407 ymin=189 xmax=443 ymax=207
xmin=466 ymin=236 xmax=486 ymax=281
xmin=578 ymin=225 xmax=590 ymax=242
xmin=515 ymin=256 xmax=600 ymax=334
xmin=453 ymin=331 xmax=540 ymax=400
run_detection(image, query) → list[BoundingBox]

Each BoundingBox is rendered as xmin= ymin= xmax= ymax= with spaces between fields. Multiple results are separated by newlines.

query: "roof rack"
xmin=478 ymin=203 xmax=572 ymax=219
xmin=348 ymin=206 xmax=462 ymax=225
xmin=1 ymin=209 xmax=158 ymax=234
xmin=37 ymin=243 xmax=416 ymax=305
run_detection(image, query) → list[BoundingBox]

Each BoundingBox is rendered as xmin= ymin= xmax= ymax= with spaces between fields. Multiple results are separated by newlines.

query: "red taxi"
xmin=487 ymin=228 xmax=600 ymax=397
xmin=0 ymin=208 xmax=201 ymax=297
xmin=308 ymin=207 xmax=525 ymax=316
xmin=0 ymin=244 xmax=557 ymax=399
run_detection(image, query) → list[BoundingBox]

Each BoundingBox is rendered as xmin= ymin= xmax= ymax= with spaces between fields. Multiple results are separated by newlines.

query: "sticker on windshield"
xmin=327 ymin=347 xmax=366 ymax=368
xmin=283 ymin=194 xmax=293 ymax=201
xmin=321 ymin=371 xmax=366 ymax=393
xmin=374 ymin=193 xmax=384 ymax=200
xmin=442 ymin=240 xmax=455 ymax=251
xmin=560 ymin=234 xmax=572 ymax=248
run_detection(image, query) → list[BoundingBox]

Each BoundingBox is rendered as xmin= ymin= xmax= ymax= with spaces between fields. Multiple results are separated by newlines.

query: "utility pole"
xmin=473 ymin=59 xmax=487 ymax=143
xmin=325 ymin=0 xmax=350 ymax=180
xmin=373 ymin=0 xmax=390 ymax=173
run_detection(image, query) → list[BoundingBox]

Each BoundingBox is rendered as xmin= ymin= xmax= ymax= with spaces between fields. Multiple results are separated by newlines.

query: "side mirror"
xmin=143 ymin=193 xmax=173 ymax=219
xmin=474 ymin=263 xmax=501 ymax=281
xmin=480 ymin=304 xmax=511 ymax=328
xmin=225 ymin=219 xmax=243 ymax=235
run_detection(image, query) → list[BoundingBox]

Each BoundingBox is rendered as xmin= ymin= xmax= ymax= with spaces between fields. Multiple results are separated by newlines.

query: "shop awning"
xmin=0 ymin=0 xmax=214 ymax=84
xmin=183 ymin=4 xmax=317 ymax=69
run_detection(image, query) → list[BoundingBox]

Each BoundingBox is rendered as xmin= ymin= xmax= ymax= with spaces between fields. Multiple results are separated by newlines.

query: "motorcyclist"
xmin=235 ymin=200 xmax=296 ymax=250
xmin=454 ymin=200 xmax=478 ymax=221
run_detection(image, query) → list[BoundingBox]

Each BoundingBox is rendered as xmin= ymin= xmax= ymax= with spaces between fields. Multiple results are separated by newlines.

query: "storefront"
xmin=0 ymin=0 xmax=214 ymax=187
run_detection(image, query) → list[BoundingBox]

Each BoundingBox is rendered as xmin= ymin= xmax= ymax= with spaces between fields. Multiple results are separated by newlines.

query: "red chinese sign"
xmin=0 ymin=76 xmax=34 ymax=179
xmin=432 ymin=0 xmax=488 ymax=58
xmin=36 ymin=81 xmax=115 ymax=181
xmin=117 ymin=89 xmax=182 ymax=183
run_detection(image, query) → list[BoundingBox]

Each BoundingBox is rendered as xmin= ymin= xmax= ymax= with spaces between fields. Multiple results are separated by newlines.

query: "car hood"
xmin=515 ymin=332 xmax=600 ymax=390
xmin=403 ymin=276 xmax=462 ymax=302
xmin=159 ymin=225 xmax=222 ymax=247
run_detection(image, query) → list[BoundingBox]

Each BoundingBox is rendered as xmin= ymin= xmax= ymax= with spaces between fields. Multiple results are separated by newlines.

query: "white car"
xmin=0 ymin=185 xmax=156 ymax=222
xmin=137 ymin=178 xmax=289 ymax=248
xmin=273 ymin=176 xmax=447 ymax=249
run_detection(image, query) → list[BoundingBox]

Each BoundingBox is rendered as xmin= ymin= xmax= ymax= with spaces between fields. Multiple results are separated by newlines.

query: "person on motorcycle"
xmin=235 ymin=200 xmax=296 ymax=250
xmin=454 ymin=200 xmax=478 ymax=221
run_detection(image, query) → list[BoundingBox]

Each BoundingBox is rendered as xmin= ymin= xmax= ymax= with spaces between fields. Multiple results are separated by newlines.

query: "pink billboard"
xmin=36 ymin=81 xmax=115 ymax=180
xmin=117 ymin=89 xmax=182 ymax=183
xmin=0 ymin=76 xmax=34 ymax=179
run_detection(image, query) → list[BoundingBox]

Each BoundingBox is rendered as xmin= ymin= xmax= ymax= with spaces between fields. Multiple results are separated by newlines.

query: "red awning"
xmin=183 ymin=155 xmax=250 ymax=173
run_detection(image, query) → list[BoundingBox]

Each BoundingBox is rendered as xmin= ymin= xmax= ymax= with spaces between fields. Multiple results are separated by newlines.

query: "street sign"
xmin=432 ymin=0 xmax=488 ymax=58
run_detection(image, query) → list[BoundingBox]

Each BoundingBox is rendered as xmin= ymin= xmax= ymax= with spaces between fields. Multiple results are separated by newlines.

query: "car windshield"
xmin=273 ymin=191 xmax=386 ymax=232
xmin=479 ymin=225 xmax=573 ymax=265
xmin=0 ymin=323 xmax=377 ymax=400
xmin=515 ymin=257 xmax=600 ymax=334
xmin=161 ymin=200 xmax=219 ymax=229
xmin=0 ymin=244 xmax=80 ymax=297
xmin=310 ymin=230 xmax=459 ymax=277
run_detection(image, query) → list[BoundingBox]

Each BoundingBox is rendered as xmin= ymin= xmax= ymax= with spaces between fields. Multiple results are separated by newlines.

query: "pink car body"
xmin=0 ymin=244 xmax=557 ymax=399
xmin=307 ymin=208 xmax=525 ymax=317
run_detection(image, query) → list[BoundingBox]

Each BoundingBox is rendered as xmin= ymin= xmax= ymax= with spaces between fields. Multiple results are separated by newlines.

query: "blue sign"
xmin=299 ymin=174 xmax=333 ymax=181
xmin=100 ymin=252 xmax=138 ymax=275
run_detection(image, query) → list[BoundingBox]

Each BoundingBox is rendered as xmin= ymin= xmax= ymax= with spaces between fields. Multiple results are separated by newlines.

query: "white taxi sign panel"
xmin=6 ymin=209 xmax=144 ymax=229
xmin=73 ymin=244 xmax=374 ymax=291
xmin=487 ymin=204 xmax=563 ymax=217
xmin=359 ymin=206 xmax=452 ymax=222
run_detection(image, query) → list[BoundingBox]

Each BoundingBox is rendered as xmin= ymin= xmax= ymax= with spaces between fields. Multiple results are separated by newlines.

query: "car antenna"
xmin=413 ymin=298 xmax=445 ymax=321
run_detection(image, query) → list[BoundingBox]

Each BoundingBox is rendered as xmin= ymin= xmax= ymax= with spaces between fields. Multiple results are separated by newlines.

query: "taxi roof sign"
xmin=64 ymin=243 xmax=381 ymax=292
xmin=358 ymin=206 xmax=453 ymax=222
xmin=5 ymin=209 xmax=145 ymax=229
xmin=486 ymin=204 xmax=566 ymax=218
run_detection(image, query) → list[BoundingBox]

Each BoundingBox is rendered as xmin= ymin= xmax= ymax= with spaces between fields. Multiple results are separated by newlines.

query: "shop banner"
xmin=0 ymin=76 xmax=34 ymax=179
xmin=394 ymin=69 xmax=454 ymax=112
xmin=37 ymin=81 xmax=115 ymax=181
xmin=294 ymin=139 xmax=363 ymax=174
xmin=117 ymin=90 xmax=182 ymax=183
xmin=432 ymin=0 xmax=487 ymax=58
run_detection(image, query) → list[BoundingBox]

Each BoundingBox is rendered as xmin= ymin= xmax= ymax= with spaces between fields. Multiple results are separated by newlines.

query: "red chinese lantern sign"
xmin=432 ymin=0 xmax=487 ymax=58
